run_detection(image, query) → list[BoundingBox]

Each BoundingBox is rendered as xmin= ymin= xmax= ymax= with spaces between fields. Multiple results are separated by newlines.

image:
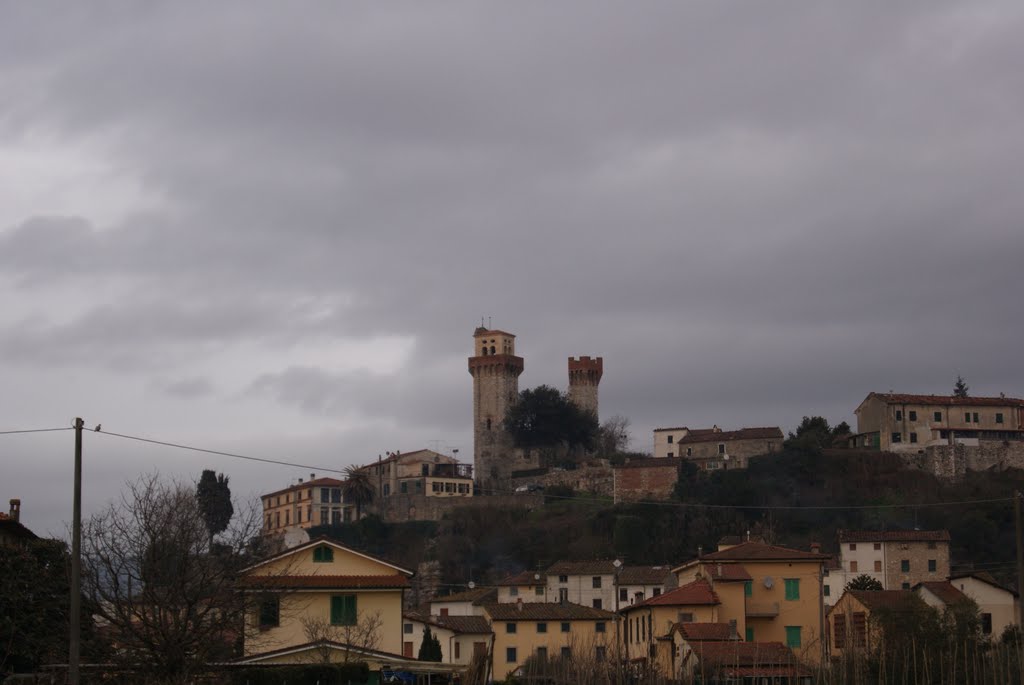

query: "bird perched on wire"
xmin=94 ymin=424 xmax=102 ymax=432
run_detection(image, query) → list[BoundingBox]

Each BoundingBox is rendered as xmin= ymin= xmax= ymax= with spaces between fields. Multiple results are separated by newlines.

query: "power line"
xmin=0 ymin=427 xmax=74 ymax=435
xmin=93 ymin=429 xmax=347 ymax=476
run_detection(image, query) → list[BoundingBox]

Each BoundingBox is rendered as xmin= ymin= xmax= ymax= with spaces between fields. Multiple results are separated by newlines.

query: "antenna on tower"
xmin=481 ymin=316 xmax=485 ymax=327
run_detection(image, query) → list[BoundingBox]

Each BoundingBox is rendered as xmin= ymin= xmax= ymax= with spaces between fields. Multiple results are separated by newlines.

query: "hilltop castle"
xmin=468 ymin=326 xmax=602 ymax=493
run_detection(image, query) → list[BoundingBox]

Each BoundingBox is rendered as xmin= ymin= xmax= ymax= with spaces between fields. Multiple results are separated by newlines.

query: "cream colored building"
xmin=497 ymin=570 xmax=548 ymax=603
xmin=237 ymin=537 xmax=413 ymax=663
xmin=673 ymin=540 xmax=829 ymax=664
xmin=261 ymin=476 xmax=354 ymax=536
xmin=482 ymin=601 xmax=616 ymax=679
xmin=619 ymin=578 xmax=722 ymax=664
xmin=834 ymin=530 xmax=950 ymax=591
xmin=430 ymin=586 xmax=496 ymax=617
xmin=853 ymin=392 xmax=1024 ymax=452
xmin=401 ymin=612 xmax=493 ymax=663
xmin=545 ymin=560 xmax=617 ymax=610
xmin=653 ymin=425 xmax=782 ymax=466
xmin=951 ymin=572 xmax=1019 ymax=639
xmin=357 ymin=449 xmax=473 ymax=500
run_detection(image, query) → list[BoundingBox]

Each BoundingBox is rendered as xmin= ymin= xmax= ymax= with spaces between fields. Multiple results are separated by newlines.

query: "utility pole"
xmin=69 ymin=418 xmax=83 ymax=685
xmin=1016 ymin=490 xmax=1023 ymax=685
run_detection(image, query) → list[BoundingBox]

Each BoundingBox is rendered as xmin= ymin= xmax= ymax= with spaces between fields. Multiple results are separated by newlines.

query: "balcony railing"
xmin=745 ymin=601 xmax=780 ymax=617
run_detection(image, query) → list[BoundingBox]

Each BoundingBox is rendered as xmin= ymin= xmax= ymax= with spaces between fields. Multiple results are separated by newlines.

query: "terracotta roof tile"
xmin=546 ymin=560 xmax=618 ymax=575
xmin=704 ymin=563 xmax=752 ymax=582
xmin=838 ymin=530 xmax=950 ymax=543
xmin=483 ymin=602 xmax=616 ymax=621
xmin=496 ymin=570 xmax=546 ymax=586
xmin=865 ymin=392 xmax=1024 ymax=408
xmin=848 ymin=590 xmax=924 ymax=611
xmin=432 ymin=587 xmax=497 ymax=605
xmin=678 ymin=427 xmax=783 ymax=445
xmin=238 ymin=574 xmax=410 ymax=590
xmin=695 ymin=542 xmax=828 ymax=563
xmin=676 ymin=623 xmax=737 ymax=641
xmin=629 ymin=579 xmax=719 ymax=609
xmin=691 ymin=641 xmax=797 ymax=667
xmin=617 ymin=566 xmax=672 ymax=585
xmin=915 ymin=581 xmax=969 ymax=606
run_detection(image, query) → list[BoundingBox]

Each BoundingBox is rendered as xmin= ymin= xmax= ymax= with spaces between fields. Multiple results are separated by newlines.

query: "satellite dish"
xmin=613 ymin=559 xmax=623 ymax=569
xmin=763 ymin=576 xmax=774 ymax=589
xmin=534 ymin=573 xmax=541 ymax=581
xmin=468 ymin=581 xmax=476 ymax=589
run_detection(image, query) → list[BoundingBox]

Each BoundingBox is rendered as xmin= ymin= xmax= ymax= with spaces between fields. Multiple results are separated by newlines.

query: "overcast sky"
xmin=3 ymin=2 xmax=1023 ymax=536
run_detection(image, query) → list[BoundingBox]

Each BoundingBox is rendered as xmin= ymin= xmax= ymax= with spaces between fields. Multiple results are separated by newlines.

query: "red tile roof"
xmin=546 ymin=560 xmax=618 ymax=575
xmin=838 ymin=530 xmax=950 ymax=543
xmin=496 ymin=570 xmax=546 ymax=586
xmin=864 ymin=392 xmax=1024 ymax=408
xmin=703 ymin=563 xmax=752 ymax=582
xmin=432 ymin=587 xmax=497 ymax=605
xmin=238 ymin=574 xmax=410 ymax=590
xmin=691 ymin=641 xmax=798 ymax=667
xmin=915 ymin=581 xmax=969 ymax=606
xmin=676 ymin=622 xmax=737 ymax=641
xmin=678 ymin=427 xmax=783 ymax=445
xmin=404 ymin=612 xmax=492 ymax=635
xmin=628 ymin=579 xmax=719 ymax=609
xmin=695 ymin=541 xmax=828 ymax=563
xmin=618 ymin=566 xmax=672 ymax=585
xmin=483 ymin=602 xmax=616 ymax=621
xmin=848 ymin=590 xmax=924 ymax=611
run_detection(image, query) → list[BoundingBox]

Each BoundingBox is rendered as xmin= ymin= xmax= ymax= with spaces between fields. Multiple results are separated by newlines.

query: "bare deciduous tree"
xmin=300 ymin=611 xmax=384 ymax=663
xmin=81 ymin=474 xmax=264 ymax=684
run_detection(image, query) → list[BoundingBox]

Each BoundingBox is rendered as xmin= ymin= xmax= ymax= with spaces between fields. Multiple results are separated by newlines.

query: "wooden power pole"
xmin=69 ymin=418 xmax=83 ymax=685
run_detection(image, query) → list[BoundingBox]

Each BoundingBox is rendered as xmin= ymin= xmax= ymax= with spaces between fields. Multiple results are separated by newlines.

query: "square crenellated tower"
xmin=568 ymin=356 xmax=603 ymax=419
xmin=468 ymin=327 xmax=524 ymax=494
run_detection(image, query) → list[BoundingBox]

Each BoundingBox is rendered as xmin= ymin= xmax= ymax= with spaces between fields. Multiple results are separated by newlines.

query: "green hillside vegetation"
xmin=314 ymin=448 xmax=1022 ymax=591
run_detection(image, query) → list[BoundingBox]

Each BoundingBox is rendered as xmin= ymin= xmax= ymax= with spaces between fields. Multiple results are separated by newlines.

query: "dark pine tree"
xmin=195 ymin=470 xmax=233 ymax=545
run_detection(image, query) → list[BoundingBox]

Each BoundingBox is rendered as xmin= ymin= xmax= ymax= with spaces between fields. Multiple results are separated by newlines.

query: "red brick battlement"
xmin=568 ymin=356 xmax=603 ymax=380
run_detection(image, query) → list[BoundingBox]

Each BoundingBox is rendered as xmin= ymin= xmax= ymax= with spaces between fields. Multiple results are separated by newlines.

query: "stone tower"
xmin=468 ymin=327 xmax=524 ymax=494
xmin=568 ymin=356 xmax=603 ymax=418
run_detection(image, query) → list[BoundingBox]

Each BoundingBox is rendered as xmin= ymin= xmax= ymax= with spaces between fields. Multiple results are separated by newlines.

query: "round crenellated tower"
xmin=468 ymin=327 xmax=524 ymax=494
xmin=568 ymin=356 xmax=603 ymax=419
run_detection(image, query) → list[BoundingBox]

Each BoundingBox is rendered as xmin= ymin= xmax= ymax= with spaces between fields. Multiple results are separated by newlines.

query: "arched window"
xmin=486 ymin=418 xmax=492 ymax=430
xmin=490 ymin=345 xmax=496 ymax=355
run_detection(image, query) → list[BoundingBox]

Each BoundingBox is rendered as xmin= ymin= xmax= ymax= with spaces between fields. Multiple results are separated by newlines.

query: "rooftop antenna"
xmin=481 ymin=316 xmax=485 ymax=327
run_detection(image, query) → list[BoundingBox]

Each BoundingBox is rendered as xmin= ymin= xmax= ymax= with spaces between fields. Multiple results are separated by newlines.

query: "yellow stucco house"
xmin=673 ymin=540 xmax=829 ymax=664
xmin=235 ymin=536 xmax=425 ymax=668
xmin=619 ymin=578 xmax=723 ymax=670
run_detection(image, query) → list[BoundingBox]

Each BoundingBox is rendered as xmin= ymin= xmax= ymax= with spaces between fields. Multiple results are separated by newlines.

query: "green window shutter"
xmin=314 ymin=546 xmax=334 ymax=563
xmin=745 ymin=627 xmax=754 ymax=642
xmin=343 ymin=595 xmax=357 ymax=625
xmin=744 ymin=581 xmax=752 ymax=597
xmin=330 ymin=595 xmax=343 ymax=624
xmin=784 ymin=579 xmax=800 ymax=601
xmin=786 ymin=625 xmax=802 ymax=648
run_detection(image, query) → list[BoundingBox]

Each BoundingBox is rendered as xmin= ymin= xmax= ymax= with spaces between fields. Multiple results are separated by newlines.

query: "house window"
xmin=596 ymin=621 xmax=606 ymax=633
xmin=383 ymin=484 xmax=390 ymax=496
xmin=561 ymin=622 xmax=570 ymax=633
xmin=909 ymin=410 xmax=917 ymax=421
xmin=619 ymin=588 xmax=628 ymax=601
xmin=330 ymin=595 xmax=357 ymax=626
xmin=536 ymin=647 xmax=547 ymax=660
xmin=400 ymin=482 xmax=408 ymax=494
xmin=535 ymin=586 xmax=544 ymax=596
xmin=422 ymin=464 xmax=429 ymax=476
xmin=901 ymin=560 xmax=910 ymax=572
xmin=686 ymin=448 xmax=692 ymax=457
xmin=561 ymin=647 xmax=571 ymax=660
xmin=982 ymin=613 xmax=993 ymax=635
xmin=666 ymin=452 xmax=673 ymax=458
xmin=849 ymin=543 xmax=857 ymax=551
xmin=653 ymin=588 xmax=661 ymax=597
xmin=910 ymin=433 xmax=918 ymax=444
xmin=875 ymin=560 xmax=882 ymax=572
xmin=928 ymin=559 xmax=937 ymax=573
xmin=258 ymin=596 xmax=280 ymax=628
xmin=313 ymin=546 xmax=334 ymax=563
xmin=510 ymin=587 xmax=518 ymax=597
xmin=997 ymin=413 xmax=1005 ymax=424
xmin=895 ymin=409 xmax=903 ymax=421
xmin=537 ymin=622 xmax=547 ymax=633
xmin=927 ymin=541 xmax=937 ymax=549
xmin=973 ymin=412 xmax=979 ymax=423
xmin=850 ymin=561 xmax=858 ymax=573
xmin=965 ymin=412 xmax=971 ymax=423
xmin=892 ymin=433 xmax=902 ymax=443
xmin=902 ymin=582 xmax=911 ymax=590
xmin=744 ymin=581 xmax=752 ymax=597
xmin=593 ymin=599 xmax=602 ymax=609
xmin=592 ymin=576 xmax=602 ymax=589
xmin=677 ymin=612 xmax=694 ymax=623
xmin=404 ymin=623 xmax=413 ymax=634
xmin=874 ymin=543 xmax=881 ymax=550
xmin=745 ymin=627 xmax=754 ymax=642
xmin=595 ymin=646 xmax=606 ymax=661
xmin=506 ymin=623 xmax=516 ymax=634
xmin=559 ymin=588 xmax=568 ymax=602
xmin=506 ymin=647 xmax=517 ymax=663
xmin=667 ymin=435 xmax=674 ymax=444
xmin=440 ymin=608 xmax=449 ymax=617
xmin=934 ymin=411 xmax=942 ymax=422
xmin=454 ymin=642 xmax=461 ymax=659
xmin=718 ymin=444 xmax=725 ymax=454
xmin=785 ymin=626 xmax=802 ymax=648
xmin=824 ymin=585 xmax=830 ymax=597
xmin=559 ymin=575 xmax=568 ymax=583
xmin=784 ymin=579 xmax=800 ymax=601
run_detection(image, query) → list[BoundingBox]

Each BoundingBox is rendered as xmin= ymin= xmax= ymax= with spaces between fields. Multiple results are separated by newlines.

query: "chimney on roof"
xmin=810 ymin=542 xmax=821 ymax=554
xmin=298 ymin=478 xmax=303 ymax=484
xmin=310 ymin=473 xmax=315 ymax=480
xmin=9 ymin=499 xmax=20 ymax=523
xmin=697 ymin=545 xmax=703 ymax=558
xmin=746 ymin=530 xmax=751 ymax=542
xmin=517 ymin=598 xmax=523 ymax=611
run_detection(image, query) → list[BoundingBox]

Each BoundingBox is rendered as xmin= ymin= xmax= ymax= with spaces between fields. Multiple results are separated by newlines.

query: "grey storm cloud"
xmin=2 ymin=1 xmax=1024 ymax=533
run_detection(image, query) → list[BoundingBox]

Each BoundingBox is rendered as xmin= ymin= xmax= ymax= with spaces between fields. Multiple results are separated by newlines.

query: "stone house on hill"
xmin=652 ymin=425 xmax=782 ymax=469
xmin=834 ymin=529 xmax=950 ymax=591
